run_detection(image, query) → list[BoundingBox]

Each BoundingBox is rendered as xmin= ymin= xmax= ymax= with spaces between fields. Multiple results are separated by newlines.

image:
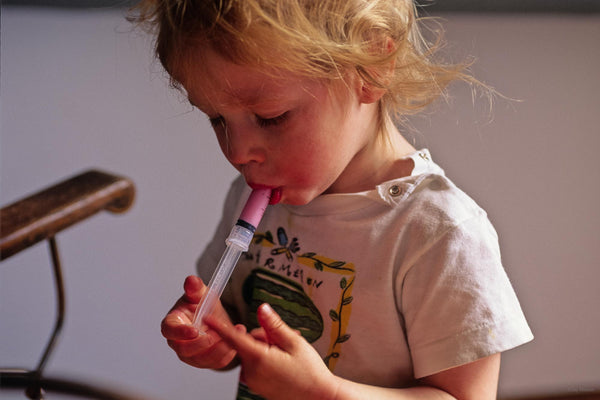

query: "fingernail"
xmin=260 ymin=303 xmax=274 ymax=315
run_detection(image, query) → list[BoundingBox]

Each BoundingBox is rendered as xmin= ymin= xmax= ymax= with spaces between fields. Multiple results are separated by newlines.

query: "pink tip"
xmin=239 ymin=188 xmax=271 ymax=228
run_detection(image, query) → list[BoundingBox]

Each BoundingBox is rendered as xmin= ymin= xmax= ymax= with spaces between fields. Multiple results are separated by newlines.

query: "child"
xmin=134 ymin=0 xmax=533 ymax=398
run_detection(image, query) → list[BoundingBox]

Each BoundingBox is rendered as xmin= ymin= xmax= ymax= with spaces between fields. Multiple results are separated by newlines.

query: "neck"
xmin=369 ymin=121 xmax=417 ymax=185
xmin=327 ymin=115 xmax=416 ymax=194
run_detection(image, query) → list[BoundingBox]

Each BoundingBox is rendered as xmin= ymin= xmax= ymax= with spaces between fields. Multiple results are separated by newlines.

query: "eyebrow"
xmin=188 ymin=88 xmax=290 ymax=115
xmin=224 ymin=83 xmax=290 ymax=109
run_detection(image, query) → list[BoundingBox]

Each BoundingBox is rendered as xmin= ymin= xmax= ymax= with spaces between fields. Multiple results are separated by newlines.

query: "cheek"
xmin=283 ymin=121 xmax=339 ymax=174
xmin=266 ymin=99 xmax=344 ymax=188
xmin=277 ymin=142 xmax=335 ymax=187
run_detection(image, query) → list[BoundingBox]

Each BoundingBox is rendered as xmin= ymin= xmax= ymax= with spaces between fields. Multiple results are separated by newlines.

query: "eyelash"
xmin=207 ymin=113 xmax=289 ymax=130
xmin=208 ymin=116 xmax=225 ymax=129
xmin=256 ymin=112 xmax=288 ymax=128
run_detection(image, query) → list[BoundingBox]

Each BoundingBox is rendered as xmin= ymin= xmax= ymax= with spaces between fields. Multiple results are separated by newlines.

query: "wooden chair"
xmin=0 ymin=170 xmax=150 ymax=399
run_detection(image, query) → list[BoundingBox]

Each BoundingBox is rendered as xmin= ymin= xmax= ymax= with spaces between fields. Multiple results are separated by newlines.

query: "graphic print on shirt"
xmin=242 ymin=226 xmax=356 ymax=371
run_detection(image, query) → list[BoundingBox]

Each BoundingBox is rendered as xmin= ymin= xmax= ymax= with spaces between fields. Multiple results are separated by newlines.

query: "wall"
xmin=1 ymin=6 xmax=598 ymax=399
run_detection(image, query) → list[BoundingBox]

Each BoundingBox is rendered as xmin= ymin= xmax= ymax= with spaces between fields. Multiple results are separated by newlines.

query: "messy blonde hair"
xmin=131 ymin=0 xmax=472 ymax=124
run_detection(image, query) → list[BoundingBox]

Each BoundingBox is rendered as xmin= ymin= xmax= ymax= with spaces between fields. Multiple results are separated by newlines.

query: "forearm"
xmin=328 ymin=354 xmax=501 ymax=400
xmin=330 ymin=377 xmax=455 ymax=400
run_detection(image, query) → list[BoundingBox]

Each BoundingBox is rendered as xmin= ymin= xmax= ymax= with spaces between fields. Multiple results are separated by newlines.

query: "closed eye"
xmin=256 ymin=112 xmax=288 ymax=128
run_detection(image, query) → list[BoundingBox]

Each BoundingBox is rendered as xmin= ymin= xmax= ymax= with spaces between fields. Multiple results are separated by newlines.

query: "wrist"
xmin=313 ymin=373 xmax=344 ymax=400
xmin=327 ymin=375 xmax=344 ymax=400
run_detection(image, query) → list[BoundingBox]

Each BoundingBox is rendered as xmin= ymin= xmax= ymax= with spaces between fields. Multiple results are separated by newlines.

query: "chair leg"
xmin=23 ymin=237 xmax=66 ymax=399
xmin=37 ymin=237 xmax=65 ymax=374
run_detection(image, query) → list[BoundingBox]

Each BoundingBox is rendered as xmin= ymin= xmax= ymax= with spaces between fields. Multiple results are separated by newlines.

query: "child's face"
xmin=180 ymin=48 xmax=384 ymax=205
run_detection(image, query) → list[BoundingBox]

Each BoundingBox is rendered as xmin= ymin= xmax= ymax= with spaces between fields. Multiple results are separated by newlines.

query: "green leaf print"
xmin=329 ymin=310 xmax=339 ymax=322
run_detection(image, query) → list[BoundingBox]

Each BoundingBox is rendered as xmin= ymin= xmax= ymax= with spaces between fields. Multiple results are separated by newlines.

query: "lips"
xmin=268 ymin=187 xmax=282 ymax=205
xmin=248 ymin=183 xmax=282 ymax=205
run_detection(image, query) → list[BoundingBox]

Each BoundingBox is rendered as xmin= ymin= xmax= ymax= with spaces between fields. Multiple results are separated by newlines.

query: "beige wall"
xmin=1 ymin=7 xmax=598 ymax=398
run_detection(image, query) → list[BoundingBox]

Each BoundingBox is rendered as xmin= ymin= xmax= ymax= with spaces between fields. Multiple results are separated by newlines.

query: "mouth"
xmin=248 ymin=183 xmax=282 ymax=205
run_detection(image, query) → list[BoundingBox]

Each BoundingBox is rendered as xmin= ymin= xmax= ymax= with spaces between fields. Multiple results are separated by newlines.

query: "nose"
xmin=221 ymin=124 xmax=266 ymax=167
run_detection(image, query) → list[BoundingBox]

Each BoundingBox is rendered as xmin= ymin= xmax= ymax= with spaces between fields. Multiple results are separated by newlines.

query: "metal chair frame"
xmin=0 ymin=170 xmax=147 ymax=399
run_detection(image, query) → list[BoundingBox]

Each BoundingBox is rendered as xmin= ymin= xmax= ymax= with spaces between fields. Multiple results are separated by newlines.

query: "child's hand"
xmin=204 ymin=303 xmax=340 ymax=400
xmin=160 ymin=275 xmax=242 ymax=370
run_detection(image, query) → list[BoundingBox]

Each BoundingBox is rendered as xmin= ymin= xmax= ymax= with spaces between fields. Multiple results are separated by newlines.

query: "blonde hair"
xmin=131 ymin=0 xmax=473 ymax=124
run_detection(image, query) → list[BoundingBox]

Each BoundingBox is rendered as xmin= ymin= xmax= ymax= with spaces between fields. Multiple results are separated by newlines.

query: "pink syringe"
xmin=192 ymin=188 xmax=272 ymax=333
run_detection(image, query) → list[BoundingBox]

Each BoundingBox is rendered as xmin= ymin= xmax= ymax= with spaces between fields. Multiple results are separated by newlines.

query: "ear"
xmin=359 ymin=79 xmax=387 ymax=104
xmin=357 ymin=37 xmax=396 ymax=105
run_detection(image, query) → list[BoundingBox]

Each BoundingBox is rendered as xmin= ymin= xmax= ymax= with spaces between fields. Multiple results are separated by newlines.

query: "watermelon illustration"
xmin=242 ymin=268 xmax=323 ymax=343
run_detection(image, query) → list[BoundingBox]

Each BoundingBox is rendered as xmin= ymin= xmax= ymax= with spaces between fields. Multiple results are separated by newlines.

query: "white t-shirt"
xmin=198 ymin=149 xmax=533 ymax=389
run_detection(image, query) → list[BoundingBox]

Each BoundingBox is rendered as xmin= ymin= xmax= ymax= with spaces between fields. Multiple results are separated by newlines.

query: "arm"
xmin=205 ymin=303 xmax=501 ymax=400
xmin=333 ymin=354 xmax=500 ymax=400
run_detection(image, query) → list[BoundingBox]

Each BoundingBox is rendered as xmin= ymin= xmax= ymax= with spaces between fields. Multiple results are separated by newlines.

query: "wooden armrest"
xmin=1 ymin=170 xmax=135 ymax=261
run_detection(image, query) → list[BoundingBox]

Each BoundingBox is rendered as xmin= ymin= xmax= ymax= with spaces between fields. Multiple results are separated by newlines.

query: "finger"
xmin=166 ymin=329 xmax=219 ymax=357
xmin=257 ymin=303 xmax=298 ymax=352
xmin=180 ymin=345 xmax=237 ymax=370
xmin=249 ymin=326 xmax=299 ymax=344
xmin=161 ymin=309 xmax=199 ymax=340
xmin=183 ymin=275 xmax=207 ymax=303
xmin=249 ymin=327 xmax=268 ymax=343
xmin=204 ymin=317 xmax=263 ymax=359
xmin=169 ymin=329 xmax=240 ymax=369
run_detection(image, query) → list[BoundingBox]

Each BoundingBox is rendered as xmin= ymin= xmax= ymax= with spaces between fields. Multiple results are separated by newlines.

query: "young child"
xmin=134 ymin=0 xmax=533 ymax=398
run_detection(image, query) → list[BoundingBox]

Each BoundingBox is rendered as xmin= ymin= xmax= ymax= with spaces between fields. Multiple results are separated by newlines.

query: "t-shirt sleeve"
xmin=399 ymin=212 xmax=533 ymax=379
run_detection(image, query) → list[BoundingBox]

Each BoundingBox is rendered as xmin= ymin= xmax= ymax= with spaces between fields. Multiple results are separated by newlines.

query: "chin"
xmin=283 ymin=199 xmax=310 ymax=206
xmin=280 ymin=190 xmax=321 ymax=206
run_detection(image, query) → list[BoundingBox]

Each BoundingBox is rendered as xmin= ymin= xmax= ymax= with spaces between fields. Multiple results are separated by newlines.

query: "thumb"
xmin=183 ymin=275 xmax=206 ymax=303
xmin=257 ymin=303 xmax=299 ymax=352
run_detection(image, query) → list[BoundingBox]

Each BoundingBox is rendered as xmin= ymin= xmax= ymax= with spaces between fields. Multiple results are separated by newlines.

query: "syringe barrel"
xmin=192 ymin=238 xmax=245 ymax=330
xmin=191 ymin=188 xmax=271 ymax=332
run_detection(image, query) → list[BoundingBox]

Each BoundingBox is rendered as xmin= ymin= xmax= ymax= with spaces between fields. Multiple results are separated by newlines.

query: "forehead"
xmin=178 ymin=47 xmax=309 ymax=110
